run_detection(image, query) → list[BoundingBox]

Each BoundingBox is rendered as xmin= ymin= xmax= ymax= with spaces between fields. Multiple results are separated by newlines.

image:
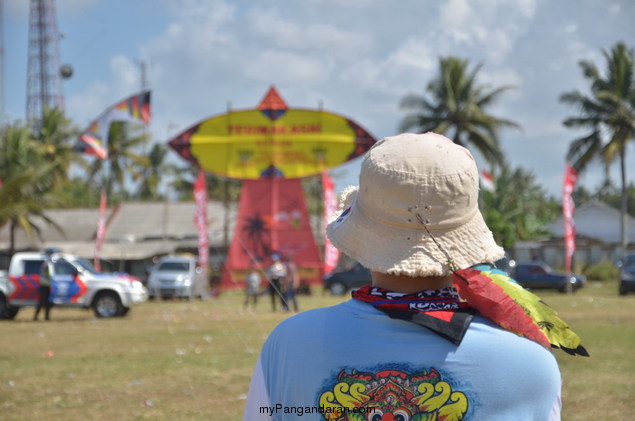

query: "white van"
xmin=147 ymin=255 xmax=206 ymax=300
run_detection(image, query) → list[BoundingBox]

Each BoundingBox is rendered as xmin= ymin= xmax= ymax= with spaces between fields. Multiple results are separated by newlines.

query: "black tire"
xmin=329 ymin=281 xmax=347 ymax=296
xmin=0 ymin=295 xmax=20 ymax=320
xmin=619 ymin=283 xmax=627 ymax=296
xmin=93 ymin=291 xmax=124 ymax=318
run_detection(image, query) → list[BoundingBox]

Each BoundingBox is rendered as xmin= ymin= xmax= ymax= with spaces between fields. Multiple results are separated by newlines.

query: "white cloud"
xmin=438 ymin=0 xmax=537 ymax=63
xmin=109 ymin=55 xmax=142 ymax=92
xmin=38 ymin=0 xmax=632 ymax=199
xmin=5 ymin=0 xmax=100 ymax=18
xmin=608 ymin=3 xmax=621 ymax=14
xmin=65 ymin=55 xmax=141 ymax=125
xmin=245 ymin=8 xmax=371 ymax=58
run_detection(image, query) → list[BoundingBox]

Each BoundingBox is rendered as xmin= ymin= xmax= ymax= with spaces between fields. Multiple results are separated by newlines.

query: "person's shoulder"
xmin=466 ymin=315 xmax=560 ymax=363
xmin=268 ymin=300 xmax=356 ymax=335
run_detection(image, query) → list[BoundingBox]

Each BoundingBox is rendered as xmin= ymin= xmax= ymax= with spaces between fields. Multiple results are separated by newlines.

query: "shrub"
xmin=582 ymin=261 xmax=619 ymax=282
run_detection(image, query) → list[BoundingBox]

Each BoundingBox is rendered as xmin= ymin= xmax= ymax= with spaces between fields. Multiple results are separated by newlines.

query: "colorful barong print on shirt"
xmin=318 ymin=367 xmax=468 ymax=421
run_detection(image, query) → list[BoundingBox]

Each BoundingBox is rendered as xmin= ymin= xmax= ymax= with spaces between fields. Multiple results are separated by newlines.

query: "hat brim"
xmin=326 ymin=187 xmax=505 ymax=276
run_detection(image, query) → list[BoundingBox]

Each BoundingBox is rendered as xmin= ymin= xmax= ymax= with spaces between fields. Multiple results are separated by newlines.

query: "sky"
xmin=4 ymin=0 xmax=635 ymax=199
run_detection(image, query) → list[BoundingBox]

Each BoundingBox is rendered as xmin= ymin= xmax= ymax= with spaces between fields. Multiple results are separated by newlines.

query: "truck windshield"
xmin=158 ymin=262 xmax=190 ymax=272
xmin=74 ymin=258 xmax=98 ymax=274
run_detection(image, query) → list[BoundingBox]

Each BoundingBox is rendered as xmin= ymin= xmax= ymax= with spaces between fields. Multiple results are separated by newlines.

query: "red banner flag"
xmin=94 ymin=190 xmax=107 ymax=271
xmin=480 ymin=169 xmax=495 ymax=192
xmin=563 ymin=163 xmax=578 ymax=273
xmin=322 ymin=172 xmax=340 ymax=274
xmin=193 ymin=170 xmax=209 ymax=277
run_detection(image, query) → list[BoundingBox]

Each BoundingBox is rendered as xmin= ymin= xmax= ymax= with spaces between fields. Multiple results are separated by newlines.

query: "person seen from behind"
xmin=34 ymin=250 xmax=54 ymax=321
xmin=266 ymin=253 xmax=287 ymax=312
xmin=282 ymin=255 xmax=299 ymax=312
xmin=244 ymin=266 xmax=262 ymax=310
xmin=244 ymin=132 xmax=587 ymax=420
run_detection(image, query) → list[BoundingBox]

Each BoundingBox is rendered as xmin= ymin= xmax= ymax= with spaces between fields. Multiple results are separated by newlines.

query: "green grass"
xmin=0 ymin=281 xmax=634 ymax=420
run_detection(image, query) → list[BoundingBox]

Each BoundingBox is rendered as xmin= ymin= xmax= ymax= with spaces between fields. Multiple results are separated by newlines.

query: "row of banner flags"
xmin=74 ymin=91 xmax=339 ymax=275
xmin=74 ymin=89 xmax=578 ymax=284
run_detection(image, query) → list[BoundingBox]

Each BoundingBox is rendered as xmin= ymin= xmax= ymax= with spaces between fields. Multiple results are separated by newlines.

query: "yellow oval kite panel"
xmin=169 ymin=108 xmax=377 ymax=179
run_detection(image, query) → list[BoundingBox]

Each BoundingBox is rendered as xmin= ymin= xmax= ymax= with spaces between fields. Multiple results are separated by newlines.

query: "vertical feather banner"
xmin=194 ymin=170 xmax=209 ymax=278
xmin=563 ymin=163 xmax=578 ymax=274
xmin=93 ymin=190 xmax=107 ymax=272
xmin=322 ymin=171 xmax=340 ymax=274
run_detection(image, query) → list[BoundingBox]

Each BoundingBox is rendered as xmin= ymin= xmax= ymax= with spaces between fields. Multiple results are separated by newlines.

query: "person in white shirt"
xmin=266 ymin=253 xmax=287 ymax=312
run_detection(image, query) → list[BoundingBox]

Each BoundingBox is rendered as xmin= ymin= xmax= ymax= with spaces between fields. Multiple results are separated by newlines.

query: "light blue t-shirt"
xmin=244 ymin=299 xmax=561 ymax=420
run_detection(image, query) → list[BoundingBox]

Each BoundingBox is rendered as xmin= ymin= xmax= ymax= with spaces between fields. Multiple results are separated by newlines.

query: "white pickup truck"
xmin=0 ymin=251 xmax=148 ymax=319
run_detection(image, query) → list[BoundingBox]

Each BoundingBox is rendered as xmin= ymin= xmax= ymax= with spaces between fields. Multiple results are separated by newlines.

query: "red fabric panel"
xmin=221 ymin=178 xmax=322 ymax=289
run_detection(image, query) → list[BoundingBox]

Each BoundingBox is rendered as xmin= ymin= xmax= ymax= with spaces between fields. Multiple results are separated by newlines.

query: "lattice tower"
xmin=26 ymin=0 xmax=63 ymax=126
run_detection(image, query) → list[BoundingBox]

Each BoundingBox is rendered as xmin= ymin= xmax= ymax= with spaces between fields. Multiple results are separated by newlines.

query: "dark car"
xmin=511 ymin=261 xmax=586 ymax=292
xmin=323 ymin=263 xmax=371 ymax=295
xmin=618 ymin=254 xmax=635 ymax=296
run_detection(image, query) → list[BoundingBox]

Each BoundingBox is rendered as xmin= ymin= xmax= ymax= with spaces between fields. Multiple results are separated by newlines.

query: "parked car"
xmin=493 ymin=255 xmax=516 ymax=273
xmin=618 ymin=253 xmax=635 ymax=296
xmin=323 ymin=263 xmax=371 ymax=295
xmin=147 ymin=255 xmax=205 ymax=300
xmin=510 ymin=261 xmax=586 ymax=292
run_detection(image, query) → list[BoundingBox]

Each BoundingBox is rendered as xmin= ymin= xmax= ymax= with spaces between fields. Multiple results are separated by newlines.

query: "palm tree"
xmin=480 ymin=166 xmax=559 ymax=249
xmin=135 ymin=143 xmax=176 ymax=200
xmin=0 ymin=122 xmax=65 ymax=254
xmin=560 ymin=42 xmax=635 ymax=256
xmin=399 ymin=56 xmax=521 ymax=167
xmin=88 ymin=121 xmax=150 ymax=197
xmin=33 ymin=107 xmax=84 ymax=189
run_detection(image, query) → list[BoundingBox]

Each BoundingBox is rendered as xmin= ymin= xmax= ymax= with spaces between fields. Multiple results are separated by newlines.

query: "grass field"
xmin=1 ymin=280 xmax=634 ymax=420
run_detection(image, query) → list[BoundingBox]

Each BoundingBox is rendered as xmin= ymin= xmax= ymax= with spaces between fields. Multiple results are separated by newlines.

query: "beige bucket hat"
xmin=326 ymin=132 xmax=504 ymax=277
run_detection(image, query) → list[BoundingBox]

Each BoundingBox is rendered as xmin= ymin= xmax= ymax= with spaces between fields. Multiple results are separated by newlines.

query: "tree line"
xmin=1 ymin=42 xmax=633 ymax=254
xmin=399 ymin=42 xmax=634 ymax=251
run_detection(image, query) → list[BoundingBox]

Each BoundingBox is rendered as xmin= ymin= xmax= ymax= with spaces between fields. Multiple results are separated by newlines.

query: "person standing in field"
xmin=266 ymin=253 xmax=287 ymax=312
xmin=244 ymin=133 xmax=587 ymax=420
xmin=244 ymin=267 xmax=262 ymax=310
xmin=34 ymin=251 xmax=54 ymax=321
xmin=282 ymin=256 xmax=299 ymax=312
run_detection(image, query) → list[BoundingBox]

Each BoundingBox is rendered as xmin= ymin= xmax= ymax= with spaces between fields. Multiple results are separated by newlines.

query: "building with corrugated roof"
xmin=513 ymin=200 xmax=635 ymax=268
xmin=0 ymin=201 xmax=237 ymax=280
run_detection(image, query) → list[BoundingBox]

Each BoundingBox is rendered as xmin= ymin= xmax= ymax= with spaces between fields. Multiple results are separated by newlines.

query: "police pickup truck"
xmin=0 ymin=251 xmax=148 ymax=319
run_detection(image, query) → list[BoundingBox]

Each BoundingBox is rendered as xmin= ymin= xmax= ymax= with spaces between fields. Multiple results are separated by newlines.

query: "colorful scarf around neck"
xmin=352 ymin=285 xmax=474 ymax=345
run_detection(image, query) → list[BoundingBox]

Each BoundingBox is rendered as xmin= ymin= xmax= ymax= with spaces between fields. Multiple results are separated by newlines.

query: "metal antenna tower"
xmin=26 ymin=0 xmax=63 ymax=126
